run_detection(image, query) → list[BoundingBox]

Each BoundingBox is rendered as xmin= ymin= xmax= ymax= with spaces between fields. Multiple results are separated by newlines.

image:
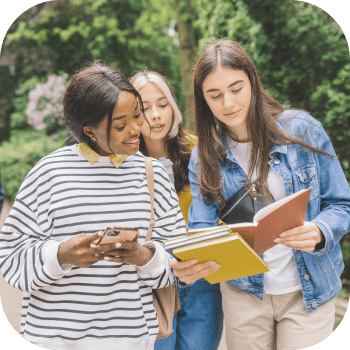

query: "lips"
xmin=224 ymin=110 xmax=240 ymax=116
xmin=151 ymin=124 xmax=165 ymax=130
xmin=123 ymin=137 xmax=140 ymax=146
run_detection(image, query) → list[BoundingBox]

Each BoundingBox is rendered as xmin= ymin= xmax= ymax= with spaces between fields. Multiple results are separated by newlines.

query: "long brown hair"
xmin=64 ymin=61 xmax=144 ymax=153
xmin=193 ymin=39 xmax=329 ymax=205
xmin=130 ymin=71 xmax=193 ymax=194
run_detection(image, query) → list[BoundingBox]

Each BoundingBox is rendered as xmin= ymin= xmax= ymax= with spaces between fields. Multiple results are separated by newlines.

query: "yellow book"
xmin=172 ymin=231 xmax=269 ymax=284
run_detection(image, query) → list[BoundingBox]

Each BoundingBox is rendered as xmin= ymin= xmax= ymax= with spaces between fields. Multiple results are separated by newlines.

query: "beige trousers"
xmin=220 ymin=282 xmax=335 ymax=350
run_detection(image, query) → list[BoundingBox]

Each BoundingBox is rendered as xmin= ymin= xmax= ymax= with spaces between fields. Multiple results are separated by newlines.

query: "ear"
xmin=83 ymin=126 xmax=95 ymax=139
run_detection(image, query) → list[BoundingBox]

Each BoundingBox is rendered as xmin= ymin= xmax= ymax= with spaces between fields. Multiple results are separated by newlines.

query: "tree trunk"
xmin=173 ymin=0 xmax=197 ymax=132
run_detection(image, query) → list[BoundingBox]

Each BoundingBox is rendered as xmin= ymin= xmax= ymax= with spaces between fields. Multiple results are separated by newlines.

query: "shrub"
xmin=0 ymin=73 xmax=69 ymax=200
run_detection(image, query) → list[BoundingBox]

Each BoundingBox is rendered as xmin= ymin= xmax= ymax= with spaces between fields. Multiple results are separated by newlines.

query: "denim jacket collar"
xmin=269 ymin=144 xmax=287 ymax=159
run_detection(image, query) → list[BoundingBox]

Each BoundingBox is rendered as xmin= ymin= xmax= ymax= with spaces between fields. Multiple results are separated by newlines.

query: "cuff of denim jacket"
xmin=310 ymin=219 xmax=334 ymax=254
xmin=174 ymin=276 xmax=195 ymax=288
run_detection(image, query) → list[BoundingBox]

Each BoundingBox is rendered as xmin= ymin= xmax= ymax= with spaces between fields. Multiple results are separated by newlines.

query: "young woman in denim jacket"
xmin=172 ymin=39 xmax=350 ymax=349
xmin=130 ymin=71 xmax=223 ymax=350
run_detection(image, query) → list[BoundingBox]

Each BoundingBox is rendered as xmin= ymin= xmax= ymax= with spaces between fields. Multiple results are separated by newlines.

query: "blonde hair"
xmin=130 ymin=71 xmax=182 ymax=139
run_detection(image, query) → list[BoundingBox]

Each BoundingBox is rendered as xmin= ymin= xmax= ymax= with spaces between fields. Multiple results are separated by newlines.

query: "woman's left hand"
xmin=170 ymin=259 xmax=221 ymax=284
xmin=273 ymin=221 xmax=324 ymax=253
xmin=96 ymin=236 xmax=155 ymax=266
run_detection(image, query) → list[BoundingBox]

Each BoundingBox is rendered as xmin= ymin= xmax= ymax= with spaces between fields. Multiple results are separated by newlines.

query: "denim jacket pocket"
xmin=295 ymin=165 xmax=318 ymax=200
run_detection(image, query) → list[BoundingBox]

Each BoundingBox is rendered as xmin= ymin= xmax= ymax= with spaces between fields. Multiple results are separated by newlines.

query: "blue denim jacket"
xmin=187 ymin=110 xmax=350 ymax=312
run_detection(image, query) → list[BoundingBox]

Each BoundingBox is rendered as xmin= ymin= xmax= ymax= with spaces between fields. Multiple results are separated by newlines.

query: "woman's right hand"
xmin=170 ymin=259 xmax=221 ymax=284
xmin=57 ymin=231 xmax=119 ymax=268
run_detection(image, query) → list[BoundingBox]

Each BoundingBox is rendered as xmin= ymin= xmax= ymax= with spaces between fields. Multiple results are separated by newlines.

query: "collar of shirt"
xmin=77 ymin=143 xmax=127 ymax=168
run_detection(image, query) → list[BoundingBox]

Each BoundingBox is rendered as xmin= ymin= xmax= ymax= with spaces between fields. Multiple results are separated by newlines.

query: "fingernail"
xmin=274 ymin=238 xmax=280 ymax=243
xmin=190 ymin=259 xmax=198 ymax=265
xmin=90 ymin=244 xmax=97 ymax=248
xmin=279 ymin=232 xmax=286 ymax=237
xmin=214 ymin=264 xmax=221 ymax=270
xmin=104 ymin=257 xmax=110 ymax=261
xmin=115 ymin=243 xmax=121 ymax=248
xmin=98 ymin=231 xmax=104 ymax=236
xmin=95 ymin=253 xmax=100 ymax=257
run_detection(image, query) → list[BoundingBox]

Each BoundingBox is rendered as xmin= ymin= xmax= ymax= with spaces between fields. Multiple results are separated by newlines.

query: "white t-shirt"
xmin=226 ymin=137 xmax=302 ymax=295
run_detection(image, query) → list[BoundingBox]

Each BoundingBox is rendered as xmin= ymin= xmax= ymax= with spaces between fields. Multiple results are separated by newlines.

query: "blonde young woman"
xmin=130 ymin=71 xmax=223 ymax=350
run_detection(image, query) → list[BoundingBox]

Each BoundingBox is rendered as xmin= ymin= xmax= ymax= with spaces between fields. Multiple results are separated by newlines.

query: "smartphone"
xmin=97 ymin=226 xmax=139 ymax=245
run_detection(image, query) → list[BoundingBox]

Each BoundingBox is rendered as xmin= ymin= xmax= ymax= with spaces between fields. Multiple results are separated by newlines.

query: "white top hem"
xmin=30 ymin=335 xmax=157 ymax=350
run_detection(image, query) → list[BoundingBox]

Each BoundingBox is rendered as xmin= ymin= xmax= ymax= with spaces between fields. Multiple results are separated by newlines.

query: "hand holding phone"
xmin=92 ymin=227 xmax=154 ymax=266
xmin=97 ymin=227 xmax=139 ymax=245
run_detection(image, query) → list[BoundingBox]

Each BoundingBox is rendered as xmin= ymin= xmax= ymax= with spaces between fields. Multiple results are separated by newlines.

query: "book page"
xmin=253 ymin=189 xmax=309 ymax=223
xmin=253 ymin=188 xmax=311 ymax=255
xmin=165 ymin=227 xmax=232 ymax=249
xmin=227 ymin=223 xmax=256 ymax=247
xmin=188 ymin=222 xmax=256 ymax=235
xmin=187 ymin=223 xmax=256 ymax=249
xmin=174 ymin=234 xmax=240 ymax=251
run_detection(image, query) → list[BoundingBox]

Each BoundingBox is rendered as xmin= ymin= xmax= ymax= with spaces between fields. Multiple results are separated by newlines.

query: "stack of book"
xmin=165 ymin=188 xmax=311 ymax=284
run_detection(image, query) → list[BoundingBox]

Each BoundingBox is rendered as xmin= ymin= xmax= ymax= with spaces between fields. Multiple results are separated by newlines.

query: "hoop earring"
xmin=91 ymin=137 xmax=96 ymax=143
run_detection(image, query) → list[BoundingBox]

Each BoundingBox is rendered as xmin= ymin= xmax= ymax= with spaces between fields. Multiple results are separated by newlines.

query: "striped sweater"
xmin=0 ymin=145 xmax=186 ymax=350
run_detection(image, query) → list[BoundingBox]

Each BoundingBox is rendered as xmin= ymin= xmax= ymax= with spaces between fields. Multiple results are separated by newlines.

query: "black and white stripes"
xmin=0 ymin=146 xmax=186 ymax=349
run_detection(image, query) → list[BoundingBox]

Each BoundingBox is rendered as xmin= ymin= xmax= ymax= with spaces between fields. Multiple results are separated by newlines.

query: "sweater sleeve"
xmin=0 ymin=199 xmax=71 ymax=293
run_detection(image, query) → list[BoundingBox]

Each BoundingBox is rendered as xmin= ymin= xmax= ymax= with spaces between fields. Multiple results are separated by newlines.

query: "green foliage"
xmin=0 ymin=72 xmax=69 ymax=201
xmin=3 ymin=0 xmax=180 ymax=80
xmin=337 ymin=287 xmax=349 ymax=299
xmin=9 ymin=76 xmax=44 ymax=130
xmin=340 ymin=238 xmax=350 ymax=299
xmin=7 ymin=21 xmax=48 ymax=45
xmin=340 ymin=239 xmax=350 ymax=272
xmin=310 ymin=63 xmax=350 ymax=179
xmin=0 ymin=129 xmax=65 ymax=200
xmin=196 ymin=0 xmax=259 ymax=46
xmin=0 ymin=0 xmax=183 ymax=141
xmin=195 ymin=0 xmax=350 ymax=184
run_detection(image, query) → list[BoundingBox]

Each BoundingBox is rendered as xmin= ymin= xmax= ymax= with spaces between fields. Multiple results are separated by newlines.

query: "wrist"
xmin=315 ymin=225 xmax=324 ymax=244
xmin=57 ymin=242 xmax=70 ymax=266
xmin=314 ymin=224 xmax=326 ymax=251
xmin=135 ymin=246 xmax=155 ymax=266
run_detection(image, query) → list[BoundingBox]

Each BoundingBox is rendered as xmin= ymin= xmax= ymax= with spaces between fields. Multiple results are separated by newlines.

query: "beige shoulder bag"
xmin=144 ymin=157 xmax=180 ymax=339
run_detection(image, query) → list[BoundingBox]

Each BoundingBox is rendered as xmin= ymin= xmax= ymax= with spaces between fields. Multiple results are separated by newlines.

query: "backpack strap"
xmin=144 ymin=157 xmax=155 ymax=241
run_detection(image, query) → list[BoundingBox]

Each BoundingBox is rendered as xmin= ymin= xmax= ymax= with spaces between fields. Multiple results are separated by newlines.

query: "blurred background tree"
xmin=1 ymin=0 xmax=348 ymax=190
xmin=0 ymin=0 xmax=349 ymax=201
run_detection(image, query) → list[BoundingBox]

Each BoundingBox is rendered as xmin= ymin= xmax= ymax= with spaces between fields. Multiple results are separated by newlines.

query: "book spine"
xmin=165 ymin=247 xmax=181 ymax=261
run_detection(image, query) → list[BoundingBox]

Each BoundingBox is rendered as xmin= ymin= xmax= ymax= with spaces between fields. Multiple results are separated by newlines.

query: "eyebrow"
xmin=112 ymin=101 xmax=140 ymax=121
xmin=142 ymin=96 xmax=167 ymax=104
xmin=205 ymin=80 xmax=244 ymax=93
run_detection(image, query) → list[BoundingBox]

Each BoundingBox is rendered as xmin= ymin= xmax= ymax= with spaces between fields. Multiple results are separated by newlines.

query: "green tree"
xmin=173 ymin=0 xmax=198 ymax=131
xmin=0 ymin=0 xmax=183 ymax=200
xmin=0 ymin=0 xmax=182 ymax=142
xmin=194 ymin=0 xmax=350 ymax=181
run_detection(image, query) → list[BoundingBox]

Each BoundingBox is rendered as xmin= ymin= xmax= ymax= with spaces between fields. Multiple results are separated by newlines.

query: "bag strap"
xmin=145 ymin=157 xmax=156 ymax=242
